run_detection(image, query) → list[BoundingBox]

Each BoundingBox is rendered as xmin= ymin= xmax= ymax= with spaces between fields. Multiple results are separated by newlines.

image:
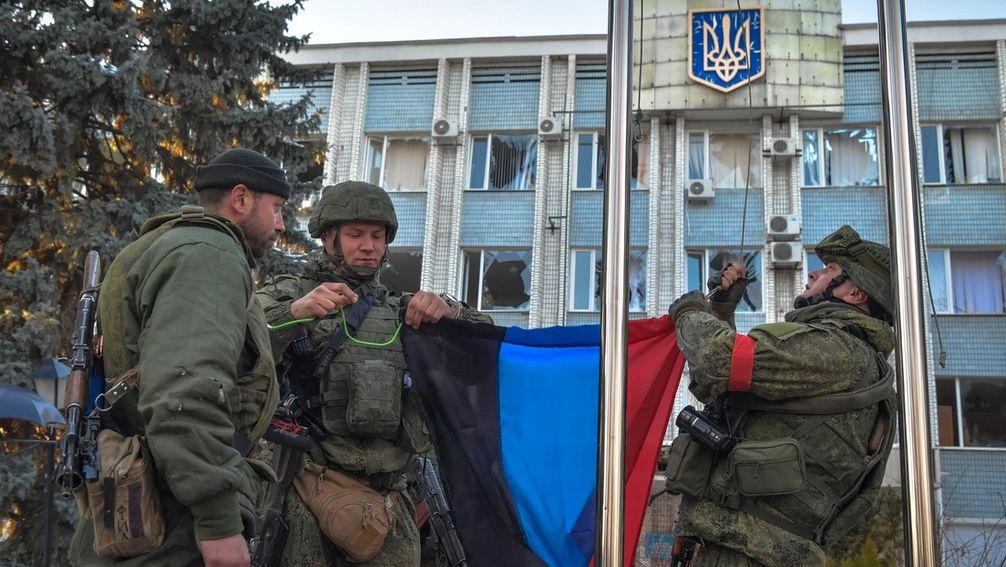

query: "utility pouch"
xmin=293 ymin=462 xmax=392 ymax=562
xmin=85 ymin=430 xmax=165 ymax=558
xmin=345 ymin=360 xmax=402 ymax=439
xmin=664 ymin=433 xmax=715 ymax=498
xmin=729 ymin=438 xmax=806 ymax=497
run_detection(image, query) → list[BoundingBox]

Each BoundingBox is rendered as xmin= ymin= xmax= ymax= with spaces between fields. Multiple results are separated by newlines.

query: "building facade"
xmin=275 ymin=5 xmax=1006 ymax=563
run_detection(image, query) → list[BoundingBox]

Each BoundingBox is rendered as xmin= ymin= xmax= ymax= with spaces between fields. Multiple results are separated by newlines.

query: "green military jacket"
xmin=673 ymin=302 xmax=896 ymax=567
xmin=257 ymin=251 xmax=489 ymax=476
xmin=72 ymin=207 xmax=279 ymax=566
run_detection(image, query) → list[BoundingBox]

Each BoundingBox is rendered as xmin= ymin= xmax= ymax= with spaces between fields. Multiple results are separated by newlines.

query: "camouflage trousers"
xmin=693 ymin=542 xmax=767 ymax=567
xmin=281 ymin=485 xmax=420 ymax=567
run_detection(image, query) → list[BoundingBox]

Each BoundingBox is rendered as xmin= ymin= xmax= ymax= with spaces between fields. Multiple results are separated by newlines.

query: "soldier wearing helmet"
xmin=664 ymin=226 xmax=898 ymax=567
xmin=256 ymin=181 xmax=490 ymax=566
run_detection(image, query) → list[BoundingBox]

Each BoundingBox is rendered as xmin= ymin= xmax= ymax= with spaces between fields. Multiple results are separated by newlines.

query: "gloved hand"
xmin=668 ymin=290 xmax=708 ymax=324
xmin=707 ymin=263 xmax=748 ymax=319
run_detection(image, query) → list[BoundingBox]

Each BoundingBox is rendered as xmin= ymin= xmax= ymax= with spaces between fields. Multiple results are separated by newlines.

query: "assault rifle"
xmin=407 ymin=456 xmax=467 ymax=567
xmin=669 ymin=536 xmax=697 ymax=567
xmin=251 ymin=399 xmax=312 ymax=567
xmin=57 ymin=250 xmax=102 ymax=497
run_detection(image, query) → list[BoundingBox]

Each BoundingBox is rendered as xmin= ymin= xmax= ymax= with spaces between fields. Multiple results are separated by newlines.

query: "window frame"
xmin=467 ymin=132 xmax=538 ymax=191
xmin=568 ymin=248 xmax=647 ymax=312
xmin=686 ymin=130 xmax=762 ymax=189
xmin=364 ymin=135 xmax=430 ymax=191
xmin=573 ymin=132 xmax=604 ymax=190
xmin=381 ymin=248 xmax=424 ymax=294
xmin=686 ymin=248 xmax=764 ymax=313
xmin=572 ymin=130 xmax=650 ymax=191
xmin=920 ymin=122 xmax=1003 ymax=185
xmin=801 ymin=126 xmax=881 ymax=188
xmin=686 ymin=130 xmax=710 ymax=182
xmin=937 ymin=376 xmax=1006 ymax=448
xmin=460 ymin=248 xmax=533 ymax=312
xmin=926 ymin=248 xmax=1006 ymax=314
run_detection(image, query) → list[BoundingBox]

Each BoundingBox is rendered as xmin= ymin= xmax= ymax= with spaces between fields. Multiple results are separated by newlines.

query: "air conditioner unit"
xmin=686 ymin=179 xmax=714 ymax=201
xmin=538 ymin=115 xmax=563 ymax=139
xmin=770 ymin=241 xmax=803 ymax=269
xmin=766 ymin=214 xmax=801 ymax=240
xmin=768 ymin=137 xmax=797 ymax=157
xmin=431 ymin=118 xmax=457 ymax=141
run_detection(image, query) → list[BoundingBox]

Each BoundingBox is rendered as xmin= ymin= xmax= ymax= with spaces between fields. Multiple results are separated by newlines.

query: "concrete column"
xmin=323 ymin=64 xmax=345 ymax=185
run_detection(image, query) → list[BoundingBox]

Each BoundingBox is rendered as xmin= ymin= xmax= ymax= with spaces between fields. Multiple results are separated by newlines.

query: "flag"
xmin=401 ymin=315 xmax=685 ymax=567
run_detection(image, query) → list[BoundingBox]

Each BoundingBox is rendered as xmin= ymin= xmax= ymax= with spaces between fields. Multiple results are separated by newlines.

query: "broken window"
xmin=462 ymin=249 xmax=532 ymax=311
xmin=381 ymin=249 xmax=422 ymax=294
xmin=569 ymin=249 xmax=646 ymax=312
xmin=365 ymin=137 xmax=429 ymax=190
xmin=469 ymin=134 xmax=537 ymax=190
xmin=574 ymin=132 xmax=649 ymax=190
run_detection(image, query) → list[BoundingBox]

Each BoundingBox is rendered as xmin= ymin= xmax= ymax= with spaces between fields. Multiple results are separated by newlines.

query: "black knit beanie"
xmin=195 ymin=148 xmax=291 ymax=199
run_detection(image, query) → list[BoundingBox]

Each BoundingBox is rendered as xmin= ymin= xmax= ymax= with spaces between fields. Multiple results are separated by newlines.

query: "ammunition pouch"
xmin=293 ymin=462 xmax=392 ymax=561
xmin=345 ymin=360 xmax=402 ymax=439
xmin=83 ymin=430 xmax=165 ymax=558
xmin=664 ymin=433 xmax=715 ymax=498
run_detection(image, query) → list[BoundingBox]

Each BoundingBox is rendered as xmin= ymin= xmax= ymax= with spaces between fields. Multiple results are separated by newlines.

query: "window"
xmin=927 ymin=250 xmax=1006 ymax=314
xmin=805 ymin=251 xmax=825 ymax=274
xmin=685 ymin=249 xmax=763 ymax=312
xmin=687 ymin=131 xmax=761 ymax=189
xmin=381 ymin=250 xmax=422 ymax=293
xmin=469 ymin=134 xmax=537 ymax=190
xmin=365 ymin=137 xmax=429 ymax=190
xmin=921 ymin=124 xmax=1001 ymax=184
xmin=462 ymin=250 xmax=532 ymax=311
xmin=937 ymin=377 xmax=1006 ymax=447
xmin=802 ymin=128 xmax=880 ymax=187
xmin=573 ymin=132 xmax=650 ymax=190
xmin=569 ymin=249 xmax=646 ymax=312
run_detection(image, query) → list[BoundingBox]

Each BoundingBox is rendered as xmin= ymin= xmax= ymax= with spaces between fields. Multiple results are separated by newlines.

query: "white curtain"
xmin=803 ymin=130 xmax=820 ymax=186
xmin=952 ymin=251 xmax=1005 ymax=313
xmin=826 ymin=129 xmax=878 ymax=186
xmin=946 ymin=127 xmax=1001 ymax=184
xmin=384 ymin=140 xmax=428 ymax=190
xmin=710 ymin=134 xmax=760 ymax=189
xmin=687 ymin=133 xmax=705 ymax=180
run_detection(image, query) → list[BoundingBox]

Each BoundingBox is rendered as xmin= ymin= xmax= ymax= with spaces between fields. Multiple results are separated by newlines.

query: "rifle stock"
xmin=251 ymin=418 xmax=310 ymax=567
xmin=407 ymin=456 xmax=467 ymax=567
xmin=58 ymin=250 xmax=101 ymax=497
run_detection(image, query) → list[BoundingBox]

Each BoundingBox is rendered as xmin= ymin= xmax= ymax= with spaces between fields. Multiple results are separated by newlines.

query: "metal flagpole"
xmin=875 ymin=0 xmax=940 ymax=564
xmin=597 ymin=0 xmax=632 ymax=564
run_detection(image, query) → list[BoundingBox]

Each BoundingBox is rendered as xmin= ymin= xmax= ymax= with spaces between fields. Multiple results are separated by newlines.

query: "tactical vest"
xmin=724 ymin=351 xmax=897 ymax=546
xmin=667 ymin=353 xmax=896 ymax=548
xmin=289 ymin=287 xmax=431 ymax=472
xmin=98 ymin=206 xmax=278 ymax=445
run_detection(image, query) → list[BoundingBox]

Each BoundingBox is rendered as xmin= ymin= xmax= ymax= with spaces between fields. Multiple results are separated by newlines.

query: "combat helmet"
xmin=308 ymin=181 xmax=398 ymax=243
xmin=814 ymin=225 xmax=894 ymax=322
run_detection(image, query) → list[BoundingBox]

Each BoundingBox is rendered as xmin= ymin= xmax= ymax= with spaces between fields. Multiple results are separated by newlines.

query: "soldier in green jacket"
xmin=665 ymin=225 xmax=898 ymax=567
xmin=256 ymin=181 xmax=489 ymax=567
xmin=71 ymin=148 xmax=289 ymax=567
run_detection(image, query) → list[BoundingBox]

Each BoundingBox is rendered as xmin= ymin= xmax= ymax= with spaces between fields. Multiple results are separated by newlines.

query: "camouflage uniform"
xmin=668 ymin=226 xmax=897 ymax=567
xmin=256 ymin=182 xmax=489 ymax=566
xmin=71 ymin=207 xmax=279 ymax=566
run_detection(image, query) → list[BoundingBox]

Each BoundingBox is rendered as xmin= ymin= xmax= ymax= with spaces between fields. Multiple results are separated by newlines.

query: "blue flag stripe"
xmin=498 ymin=341 xmax=599 ymax=567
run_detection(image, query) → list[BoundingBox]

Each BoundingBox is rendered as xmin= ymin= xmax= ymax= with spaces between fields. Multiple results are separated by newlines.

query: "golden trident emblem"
xmin=702 ymin=13 xmax=751 ymax=83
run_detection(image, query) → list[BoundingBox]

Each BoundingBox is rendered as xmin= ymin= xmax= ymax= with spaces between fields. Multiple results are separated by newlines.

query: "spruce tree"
xmin=0 ymin=1 xmax=325 ymax=563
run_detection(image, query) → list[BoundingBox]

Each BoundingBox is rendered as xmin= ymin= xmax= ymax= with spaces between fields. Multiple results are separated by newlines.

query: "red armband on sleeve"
xmin=728 ymin=333 xmax=756 ymax=392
